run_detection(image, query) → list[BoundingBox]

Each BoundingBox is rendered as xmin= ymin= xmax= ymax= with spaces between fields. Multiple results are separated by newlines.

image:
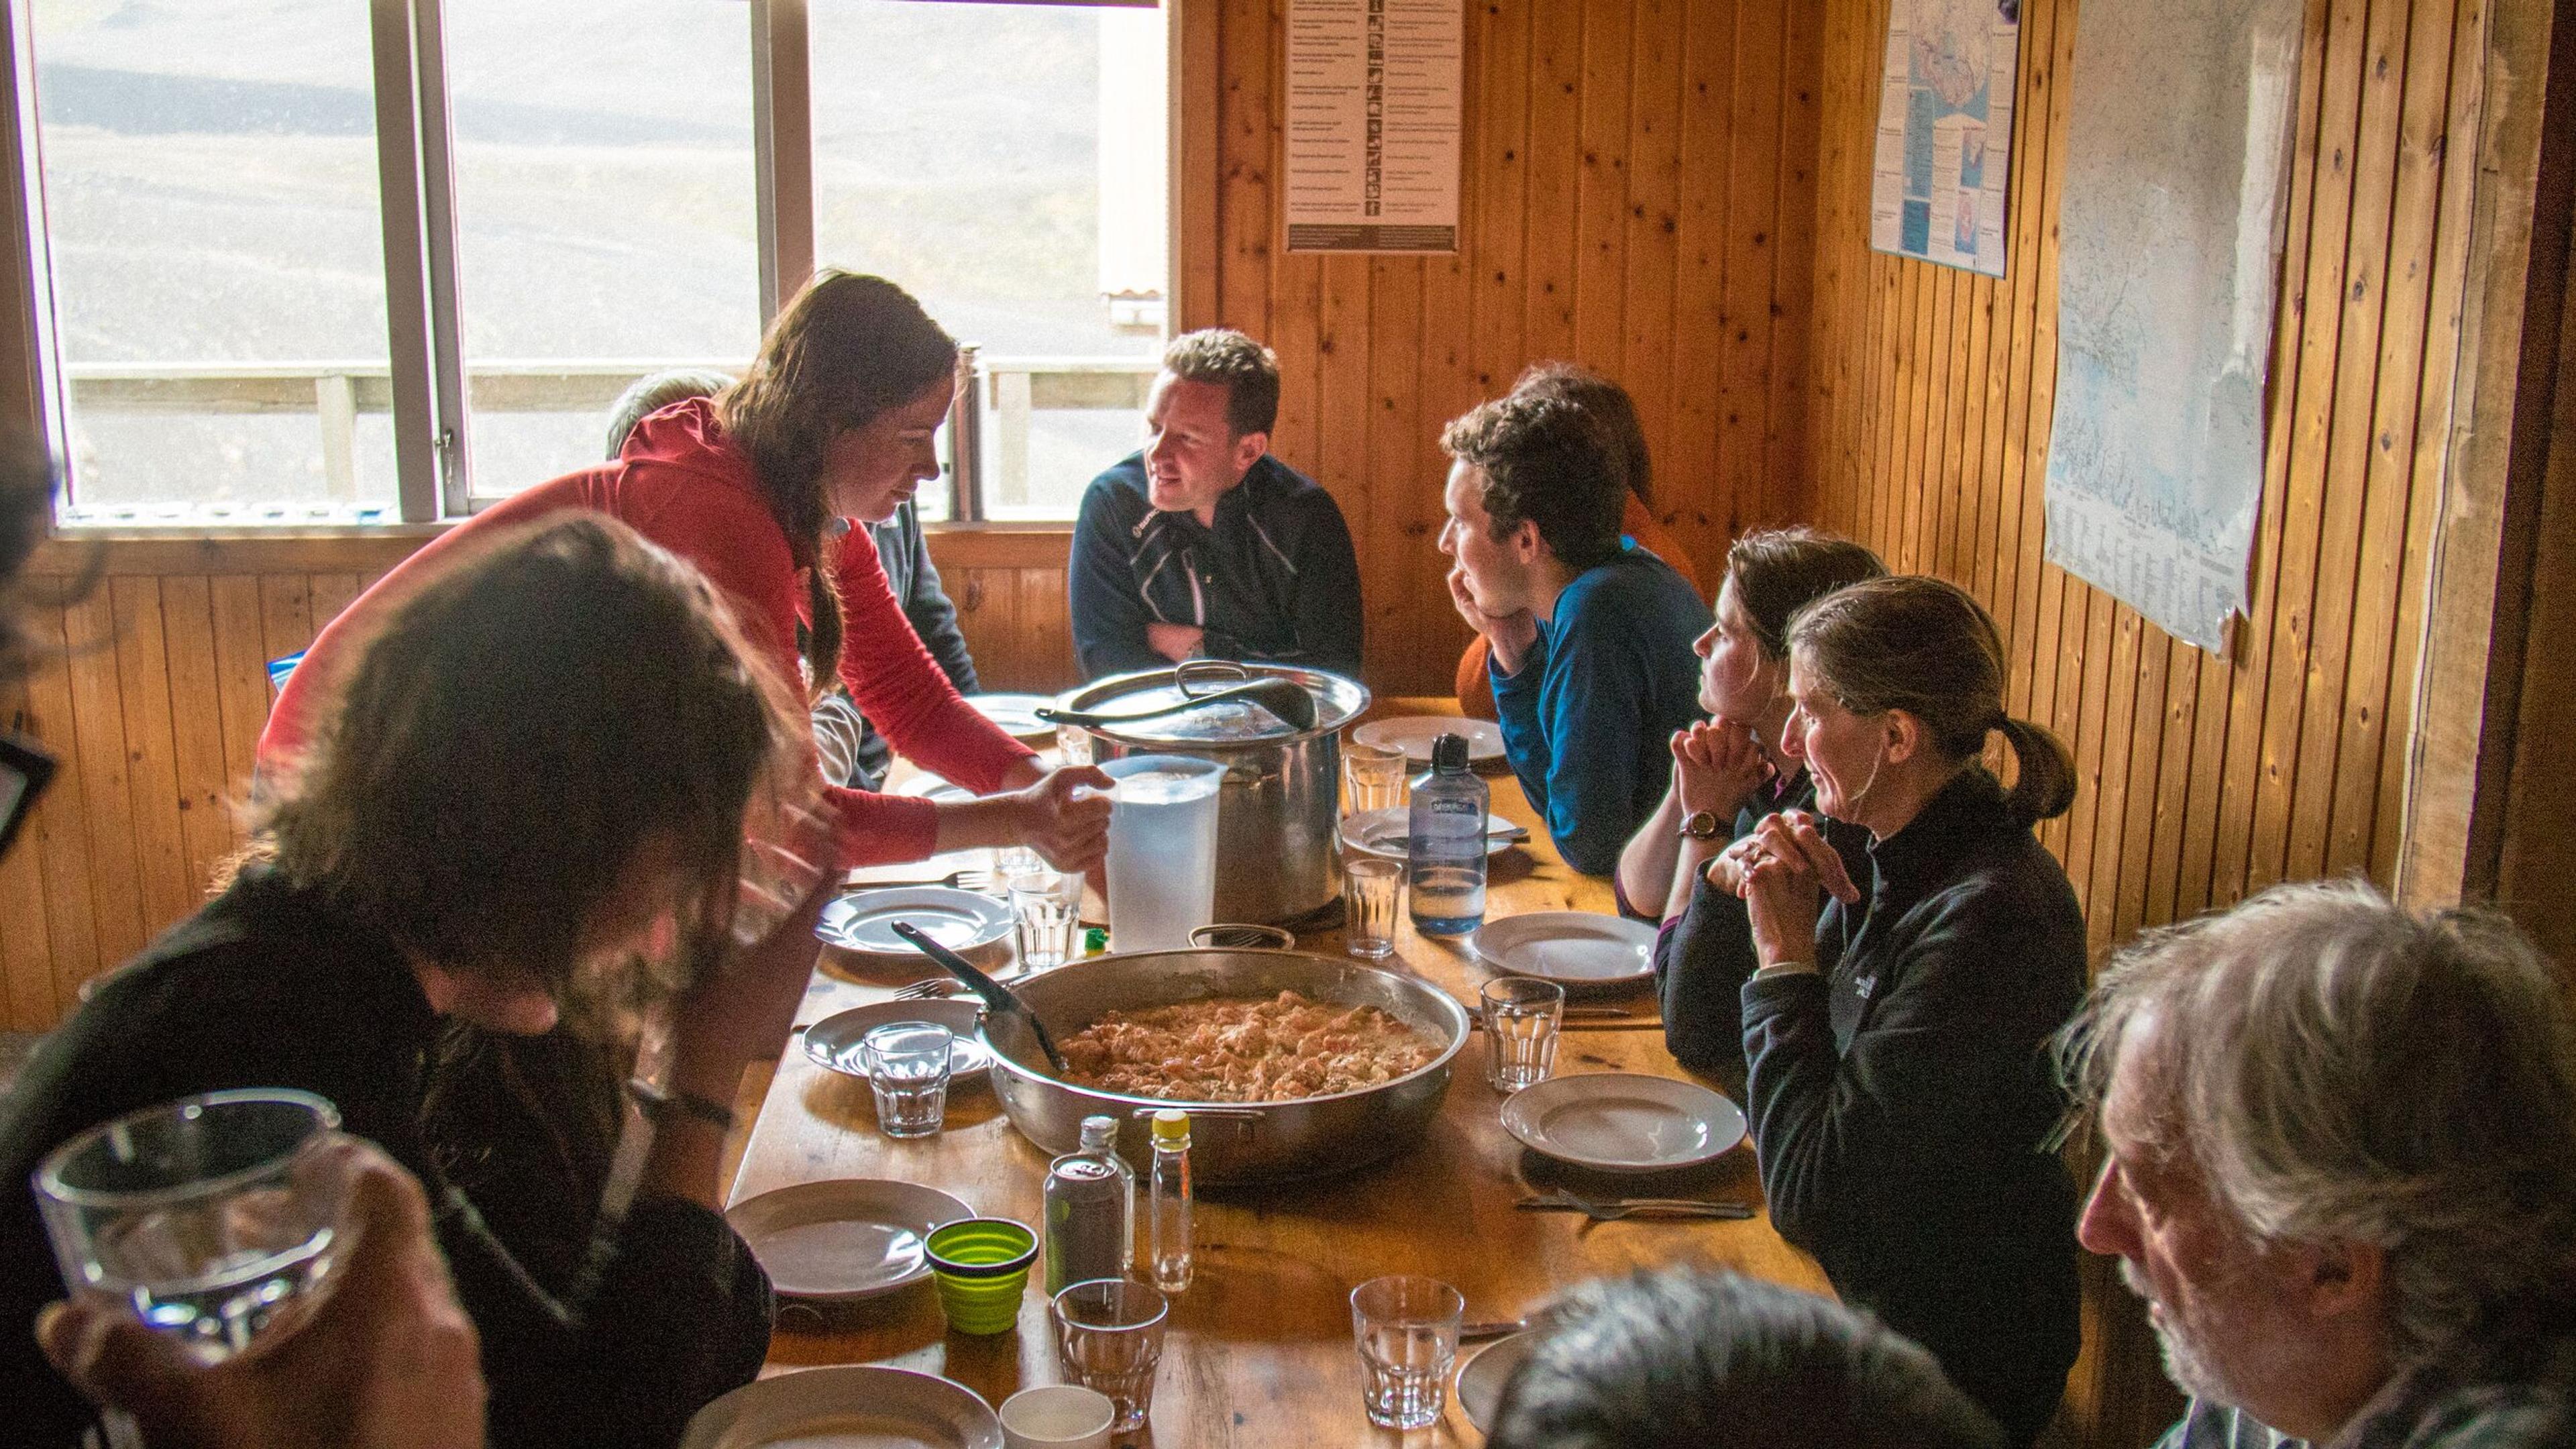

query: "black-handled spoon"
xmin=890 ymin=921 xmax=1070 ymax=1076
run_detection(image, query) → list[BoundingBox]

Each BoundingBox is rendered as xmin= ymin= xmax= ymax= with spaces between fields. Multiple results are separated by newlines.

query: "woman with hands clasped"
xmin=1719 ymin=576 xmax=2085 ymax=1449
xmin=1623 ymin=529 xmax=1882 ymax=1074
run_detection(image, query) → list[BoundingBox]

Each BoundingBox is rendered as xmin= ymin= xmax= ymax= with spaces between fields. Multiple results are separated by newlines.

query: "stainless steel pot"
xmin=1055 ymin=663 xmax=1369 ymax=926
xmin=977 ymin=949 xmax=1470 ymax=1187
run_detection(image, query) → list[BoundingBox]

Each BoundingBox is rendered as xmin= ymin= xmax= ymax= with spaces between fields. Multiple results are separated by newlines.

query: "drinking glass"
xmin=1055 ymin=724 xmax=1093 ymax=768
xmin=1350 ymin=1275 xmax=1464 ymax=1430
xmin=1011 ymin=867 xmax=1081 ymax=969
xmin=1343 ymin=741 xmax=1407 ymax=816
xmin=35 ymin=1089 xmax=350 ymax=1364
xmin=1344 ymin=857 xmax=1401 ymax=960
xmin=1481 ymin=977 xmax=1565 ymax=1092
xmin=860 ymin=1022 xmax=955 ymax=1138
xmin=1051 ymin=1278 xmax=1169 ymax=1434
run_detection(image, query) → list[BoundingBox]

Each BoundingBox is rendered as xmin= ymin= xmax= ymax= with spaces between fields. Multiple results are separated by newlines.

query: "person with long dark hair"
xmin=263 ymin=270 xmax=1109 ymax=875
xmin=3 ymin=516 xmax=818 ymax=1448
xmin=1717 ymin=575 xmax=2085 ymax=1447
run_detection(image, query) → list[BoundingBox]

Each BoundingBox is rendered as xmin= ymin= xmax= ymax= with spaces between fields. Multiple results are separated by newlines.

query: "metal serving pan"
xmin=978 ymin=949 xmax=1471 ymax=1187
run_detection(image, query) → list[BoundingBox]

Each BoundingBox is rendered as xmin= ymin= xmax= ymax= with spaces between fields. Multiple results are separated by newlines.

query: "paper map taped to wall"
xmin=1870 ymin=0 xmax=2020 ymax=277
xmin=2041 ymin=0 xmax=2302 ymax=654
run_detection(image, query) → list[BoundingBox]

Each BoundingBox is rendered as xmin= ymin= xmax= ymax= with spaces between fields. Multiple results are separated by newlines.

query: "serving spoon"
xmin=891 ymin=920 xmax=1070 ymax=1076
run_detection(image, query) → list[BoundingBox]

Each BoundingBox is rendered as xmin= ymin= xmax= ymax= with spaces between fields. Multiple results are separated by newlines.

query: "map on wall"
xmin=2041 ymin=0 xmax=2303 ymax=655
xmin=1869 ymin=0 xmax=2021 ymax=277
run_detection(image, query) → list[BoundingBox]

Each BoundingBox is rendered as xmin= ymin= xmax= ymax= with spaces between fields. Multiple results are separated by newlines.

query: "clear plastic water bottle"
xmin=1407 ymin=733 xmax=1488 ymax=935
xmin=1148 ymin=1108 xmax=1193 ymax=1292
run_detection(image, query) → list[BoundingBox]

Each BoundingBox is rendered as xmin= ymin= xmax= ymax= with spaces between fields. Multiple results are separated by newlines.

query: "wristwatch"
xmin=1678 ymin=810 xmax=1725 ymax=840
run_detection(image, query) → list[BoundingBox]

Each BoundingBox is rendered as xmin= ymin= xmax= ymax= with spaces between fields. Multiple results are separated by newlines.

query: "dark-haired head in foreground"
xmin=1487 ymin=1269 xmax=2003 ymax=1449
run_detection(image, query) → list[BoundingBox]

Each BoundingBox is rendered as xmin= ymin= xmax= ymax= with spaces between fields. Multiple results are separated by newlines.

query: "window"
xmin=8 ymin=0 xmax=1171 ymax=527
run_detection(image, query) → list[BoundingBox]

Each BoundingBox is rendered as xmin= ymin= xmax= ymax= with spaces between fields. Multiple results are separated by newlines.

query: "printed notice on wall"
xmin=1285 ymin=0 xmax=1462 ymax=254
xmin=2041 ymin=0 xmax=2302 ymax=655
xmin=1870 ymin=0 xmax=2021 ymax=277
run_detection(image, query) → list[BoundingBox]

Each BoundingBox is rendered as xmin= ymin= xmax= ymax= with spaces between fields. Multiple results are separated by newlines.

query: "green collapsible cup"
xmin=924 ymin=1217 xmax=1038 ymax=1335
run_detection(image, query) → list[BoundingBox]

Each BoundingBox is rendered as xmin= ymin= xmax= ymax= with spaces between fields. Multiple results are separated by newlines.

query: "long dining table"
xmin=724 ymin=698 xmax=1828 ymax=1446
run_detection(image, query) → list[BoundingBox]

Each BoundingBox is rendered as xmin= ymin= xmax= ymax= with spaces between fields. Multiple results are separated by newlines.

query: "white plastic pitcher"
xmin=1099 ymin=755 xmax=1226 ymax=951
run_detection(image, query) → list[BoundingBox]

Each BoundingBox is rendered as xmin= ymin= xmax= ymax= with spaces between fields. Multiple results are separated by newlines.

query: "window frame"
xmin=0 ymin=0 xmax=1183 ymax=531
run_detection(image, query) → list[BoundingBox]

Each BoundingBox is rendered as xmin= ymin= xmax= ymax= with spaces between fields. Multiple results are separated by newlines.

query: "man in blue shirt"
xmin=1438 ymin=391 xmax=1708 ymax=875
xmin=1069 ymin=329 xmax=1364 ymax=681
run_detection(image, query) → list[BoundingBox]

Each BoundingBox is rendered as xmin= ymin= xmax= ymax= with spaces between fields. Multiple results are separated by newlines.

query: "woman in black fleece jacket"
xmin=0 ymin=516 xmax=818 ymax=1449
xmin=1714 ymin=576 xmax=2084 ymax=1448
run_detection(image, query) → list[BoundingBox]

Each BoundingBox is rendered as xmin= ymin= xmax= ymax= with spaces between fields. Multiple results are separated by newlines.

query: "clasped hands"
xmin=1712 ymin=809 xmax=1863 ymax=970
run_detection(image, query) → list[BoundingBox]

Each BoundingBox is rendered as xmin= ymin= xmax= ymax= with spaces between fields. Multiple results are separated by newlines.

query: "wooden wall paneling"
xmin=1313 ymin=257 xmax=1375 ymax=639
xmin=256 ymin=575 xmax=315 ymax=678
xmin=155 ymin=576 xmax=237 ymax=903
xmin=953 ymin=568 xmax=1018 ymax=690
xmin=1805 ymin=0 xmax=1855 ymax=531
xmin=2370 ymin=0 xmax=2486 ymax=883
xmin=1366 ymin=255 xmax=1429 ymax=666
xmin=1521 ymin=1 xmax=1585 ymax=363
xmin=21 ymin=606 xmax=100 ymax=1016
xmin=1467 ymin=0 xmax=1531 ymax=402
xmin=308 ymin=572 xmax=368 ymax=638
xmin=107 ymin=578 xmax=196 ymax=932
xmin=2243 ymin=0 xmax=2372 ymax=898
xmin=1620 ymin=0 xmax=1682 ymax=517
xmin=1668 ymin=0 xmax=1735 ymax=555
xmin=1766 ymin=0 xmax=1823 ymax=527
xmin=2282 ymin=0 xmax=2420 ymax=885
xmin=1573 ymin=0 xmax=1633 ymax=372
xmin=1722 ymin=0 xmax=1783 ymax=530
xmin=58 ymin=588 xmax=146 ymax=977
xmin=2114 ymin=635 xmax=2180 ymax=942
xmin=2496 ymin=211 xmax=2576 ymax=966
xmin=0 ymin=675 xmax=52 ymax=1030
xmin=2321 ymin=0 xmax=2466 ymax=877
xmin=1994 ymin=0 xmax=2060 ymax=724
xmin=1178 ymin=0 xmax=1225 ymax=331
xmin=207 ymin=576 xmax=276 ymax=840
xmin=1218 ymin=0 xmax=1276 ymax=345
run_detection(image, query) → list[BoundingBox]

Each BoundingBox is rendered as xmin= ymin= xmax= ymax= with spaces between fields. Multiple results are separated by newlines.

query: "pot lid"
xmin=1055 ymin=664 xmax=1368 ymax=745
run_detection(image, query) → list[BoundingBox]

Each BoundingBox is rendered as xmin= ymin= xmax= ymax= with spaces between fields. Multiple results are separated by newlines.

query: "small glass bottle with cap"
xmin=1147 ymin=1108 xmax=1193 ymax=1292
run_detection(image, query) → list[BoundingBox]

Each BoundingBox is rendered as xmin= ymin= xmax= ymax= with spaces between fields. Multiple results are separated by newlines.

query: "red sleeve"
xmin=827 ymin=525 xmax=1036 ymax=794
xmin=825 ymin=783 xmax=940 ymax=868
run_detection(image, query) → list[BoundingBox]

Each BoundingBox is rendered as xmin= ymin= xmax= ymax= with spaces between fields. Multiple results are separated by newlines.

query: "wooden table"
xmin=727 ymin=700 xmax=1826 ymax=1445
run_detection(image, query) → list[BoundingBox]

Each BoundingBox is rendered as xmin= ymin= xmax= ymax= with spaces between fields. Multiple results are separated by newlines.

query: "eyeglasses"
xmin=0 ymin=725 xmax=56 ymax=859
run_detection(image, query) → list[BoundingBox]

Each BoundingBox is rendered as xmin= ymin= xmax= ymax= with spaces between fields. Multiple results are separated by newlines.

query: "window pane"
xmin=31 ymin=1 xmax=398 ymax=525
xmin=812 ymin=1 xmax=1168 ymax=522
xmin=446 ymin=1 xmax=759 ymax=497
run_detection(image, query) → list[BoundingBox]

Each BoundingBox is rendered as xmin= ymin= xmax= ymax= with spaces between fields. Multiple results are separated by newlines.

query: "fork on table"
xmin=842 ymin=867 xmax=1000 ymax=895
xmin=1514 ymin=1189 xmax=1756 ymax=1222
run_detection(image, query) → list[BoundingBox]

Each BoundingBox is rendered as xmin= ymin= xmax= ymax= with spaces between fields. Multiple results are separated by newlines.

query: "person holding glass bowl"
xmin=1715 ymin=576 xmax=2086 ymax=1448
xmin=0 ymin=517 xmax=820 ymax=1449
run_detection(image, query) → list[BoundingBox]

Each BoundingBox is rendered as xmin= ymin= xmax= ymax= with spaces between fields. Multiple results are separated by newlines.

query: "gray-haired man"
xmin=2062 ymin=879 xmax=2576 ymax=1449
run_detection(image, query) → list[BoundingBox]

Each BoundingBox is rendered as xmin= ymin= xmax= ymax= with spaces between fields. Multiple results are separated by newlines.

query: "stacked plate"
xmin=723 ymin=1179 xmax=977 ymax=1302
xmin=1468 ymin=911 xmax=1658 ymax=996
xmin=680 ymin=1364 xmax=1000 ymax=1449
xmin=1350 ymin=715 xmax=1506 ymax=765
xmin=803 ymin=999 xmax=993 ymax=1085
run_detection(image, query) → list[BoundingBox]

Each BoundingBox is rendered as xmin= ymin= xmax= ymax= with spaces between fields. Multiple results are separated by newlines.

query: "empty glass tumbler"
xmin=1481 ymin=976 xmax=1565 ymax=1092
xmin=1343 ymin=857 xmax=1402 ymax=960
xmin=860 ymin=1022 xmax=955 ymax=1137
xmin=1350 ymin=1274 xmax=1464 ymax=1430
xmin=1051 ymin=1278 xmax=1170 ymax=1434
xmin=1010 ymin=868 xmax=1081 ymax=969
xmin=1342 ymin=741 xmax=1408 ymax=815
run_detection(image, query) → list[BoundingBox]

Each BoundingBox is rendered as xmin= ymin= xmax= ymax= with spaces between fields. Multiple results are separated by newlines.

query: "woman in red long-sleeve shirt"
xmin=264 ymin=271 xmax=1111 ymax=875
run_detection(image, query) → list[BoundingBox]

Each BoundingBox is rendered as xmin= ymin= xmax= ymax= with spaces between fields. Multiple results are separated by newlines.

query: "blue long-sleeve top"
xmin=1490 ymin=545 xmax=1709 ymax=875
xmin=1068 ymin=452 xmax=1365 ymax=681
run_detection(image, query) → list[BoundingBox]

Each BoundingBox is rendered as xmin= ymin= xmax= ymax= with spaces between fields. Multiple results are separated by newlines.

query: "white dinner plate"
xmin=1456 ymin=1330 xmax=1542 ymax=1434
xmin=723 ymin=1180 xmax=977 ymax=1303
xmin=803 ymin=999 xmax=994 ymax=1085
xmin=1351 ymin=716 xmax=1507 ymax=765
xmin=819 ymin=887 xmax=1014 ymax=960
xmin=1468 ymin=912 xmax=1658 ymax=993
xmin=967 ymin=692 xmax=1057 ymax=744
xmin=1337 ymin=806 xmax=1525 ymax=861
xmin=1499 ymin=1073 xmax=1748 ymax=1173
xmin=680 ymin=1364 xmax=1002 ymax=1449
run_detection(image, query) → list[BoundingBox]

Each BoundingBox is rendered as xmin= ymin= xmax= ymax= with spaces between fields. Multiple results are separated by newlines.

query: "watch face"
xmin=1680 ymin=810 xmax=1723 ymax=840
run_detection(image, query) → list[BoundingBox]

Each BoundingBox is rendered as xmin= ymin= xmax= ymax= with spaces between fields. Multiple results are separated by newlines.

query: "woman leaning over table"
xmin=1718 ymin=576 xmax=2084 ymax=1448
xmin=260 ymin=269 xmax=1110 ymax=877
xmin=1619 ymin=528 xmax=1884 ymax=1077
xmin=0 ymin=517 xmax=818 ymax=1449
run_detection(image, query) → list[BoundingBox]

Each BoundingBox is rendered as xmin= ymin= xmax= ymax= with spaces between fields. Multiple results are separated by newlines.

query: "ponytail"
xmin=1994 ymin=714 xmax=2076 ymax=826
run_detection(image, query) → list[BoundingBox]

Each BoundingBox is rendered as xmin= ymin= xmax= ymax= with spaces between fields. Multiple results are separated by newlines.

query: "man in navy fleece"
xmin=1438 ymin=392 xmax=1708 ymax=875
